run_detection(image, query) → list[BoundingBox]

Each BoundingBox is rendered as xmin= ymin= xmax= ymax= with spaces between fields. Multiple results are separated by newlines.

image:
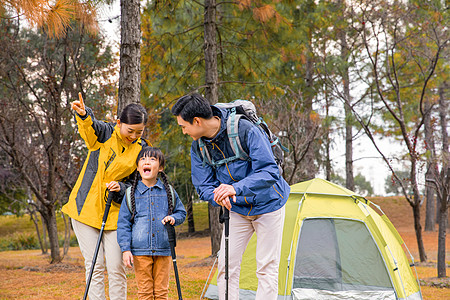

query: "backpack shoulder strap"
xmin=125 ymin=186 xmax=132 ymax=213
xmin=226 ymin=108 xmax=249 ymax=161
xmin=168 ymin=184 xmax=176 ymax=206
xmin=197 ymin=138 xmax=213 ymax=167
xmin=196 ymin=104 xmax=251 ymax=167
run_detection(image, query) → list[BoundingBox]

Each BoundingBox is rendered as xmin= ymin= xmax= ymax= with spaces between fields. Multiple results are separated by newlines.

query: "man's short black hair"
xmin=171 ymin=93 xmax=213 ymax=123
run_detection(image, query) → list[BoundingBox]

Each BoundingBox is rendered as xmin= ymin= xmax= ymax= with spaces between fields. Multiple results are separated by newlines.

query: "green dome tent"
xmin=204 ymin=178 xmax=422 ymax=300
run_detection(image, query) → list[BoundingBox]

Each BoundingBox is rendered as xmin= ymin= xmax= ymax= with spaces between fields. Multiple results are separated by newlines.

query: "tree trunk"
xmin=439 ymin=80 xmax=449 ymax=165
xmin=406 ymin=149 xmax=427 ymax=262
xmin=436 ymin=197 xmax=441 ymax=225
xmin=438 ymin=81 xmax=449 ymax=230
xmin=410 ymin=167 xmax=428 ymax=263
xmin=340 ymin=30 xmax=354 ymax=191
xmin=47 ymin=116 xmax=61 ymax=262
xmin=119 ymin=0 xmax=141 ymax=115
xmin=436 ymin=81 xmax=449 ymax=278
xmin=62 ymin=213 xmax=70 ymax=255
xmin=30 ymin=209 xmax=46 ymax=254
xmin=325 ymin=92 xmax=332 ymax=181
xmin=208 ymin=203 xmax=222 ymax=255
xmin=203 ymin=0 xmax=219 ymax=104
xmin=41 ymin=212 xmax=48 ymax=252
xmin=27 ymin=188 xmax=47 ymax=254
xmin=437 ymin=177 xmax=448 ymax=277
xmin=42 ymin=206 xmax=61 ymax=263
xmin=437 ymin=208 xmax=448 ymax=277
xmin=303 ymin=59 xmax=316 ymax=180
xmin=344 ymin=112 xmax=354 ymax=191
xmin=425 ymin=167 xmax=436 ymax=231
xmin=424 ymin=99 xmax=436 ymax=231
xmin=412 ymin=202 xmax=427 ymax=262
xmin=203 ymin=0 xmax=221 ymax=255
xmin=186 ymin=195 xmax=195 ymax=233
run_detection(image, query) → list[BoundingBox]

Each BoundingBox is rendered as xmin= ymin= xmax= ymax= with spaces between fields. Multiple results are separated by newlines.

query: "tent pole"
xmin=200 ymin=252 xmax=219 ymax=299
xmin=284 ymin=197 xmax=305 ymax=297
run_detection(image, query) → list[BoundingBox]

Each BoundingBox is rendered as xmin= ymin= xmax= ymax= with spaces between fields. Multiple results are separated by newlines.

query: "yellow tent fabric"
xmin=204 ymin=178 xmax=422 ymax=300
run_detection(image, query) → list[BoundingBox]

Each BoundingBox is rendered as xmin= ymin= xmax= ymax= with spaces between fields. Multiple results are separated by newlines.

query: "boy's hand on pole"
xmin=72 ymin=92 xmax=86 ymax=116
xmin=162 ymin=216 xmax=175 ymax=225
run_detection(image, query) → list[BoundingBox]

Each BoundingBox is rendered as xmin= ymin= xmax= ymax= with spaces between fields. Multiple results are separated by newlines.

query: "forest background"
xmin=0 ymin=0 xmax=449 ymax=285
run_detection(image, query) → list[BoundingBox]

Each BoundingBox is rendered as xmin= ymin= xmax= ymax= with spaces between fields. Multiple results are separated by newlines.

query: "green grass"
xmin=177 ymin=201 xmax=210 ymax=233
xmin=0 ymin=212 xmax=72 ymax=250
xmin=0 ymin=213 xmax=68 ymax=237
xmin=0 ymin=202 xmax=210 ymax=251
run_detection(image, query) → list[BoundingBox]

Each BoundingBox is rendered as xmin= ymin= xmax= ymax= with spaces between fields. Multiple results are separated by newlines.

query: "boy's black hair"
xmin=171 ymin=93 xmax=213 ymax=123
xmin=120 ymin=103 xmax=148 ymax=125
xmin=129 ymin=147 xmax=174 ymax=222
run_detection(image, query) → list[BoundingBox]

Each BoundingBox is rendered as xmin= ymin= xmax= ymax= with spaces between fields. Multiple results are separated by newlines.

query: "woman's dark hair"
xmin=171 ymin=93 xmax=213 ymax=123
xmin=129 ymin=147 xmax=174 ymax=221
xmin=119 ymin=103 xmax=148 ymax=125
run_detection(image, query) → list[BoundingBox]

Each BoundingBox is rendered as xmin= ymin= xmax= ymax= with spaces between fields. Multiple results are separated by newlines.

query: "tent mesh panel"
xmin=293 ymin=218 xmax=394 ymax=292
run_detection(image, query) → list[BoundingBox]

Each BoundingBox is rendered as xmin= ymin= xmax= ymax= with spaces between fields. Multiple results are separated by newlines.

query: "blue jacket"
xmin=117 ymin=179 xmax=186 ymax=256
xmin=191 ymin=106 xmax=290 ymax=216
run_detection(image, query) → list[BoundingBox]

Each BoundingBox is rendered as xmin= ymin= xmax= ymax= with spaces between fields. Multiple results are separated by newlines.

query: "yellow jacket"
xmin=62 ymin=107 xmax=147 ymax=230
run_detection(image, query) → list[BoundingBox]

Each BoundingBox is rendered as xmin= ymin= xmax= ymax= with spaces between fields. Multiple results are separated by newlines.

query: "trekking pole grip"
xmin=223 ymin=208 xmax=230 ymax=235
xmin=102 ymin=193 xmax=113 ymax=223
xmin=164 ymin=223 xmax=176 ymax=247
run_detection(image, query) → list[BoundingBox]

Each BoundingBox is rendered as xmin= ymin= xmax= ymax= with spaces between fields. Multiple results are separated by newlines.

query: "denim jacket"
xmin=117 ymin=179 xmax=186 ymax=256
xmin=191 ymin=106 xmax=290 ymax=216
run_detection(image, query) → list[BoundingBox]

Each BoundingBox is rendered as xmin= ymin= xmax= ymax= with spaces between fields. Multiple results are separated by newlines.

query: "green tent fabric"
xmin=204 ymin=178 xmax=422 ymax=300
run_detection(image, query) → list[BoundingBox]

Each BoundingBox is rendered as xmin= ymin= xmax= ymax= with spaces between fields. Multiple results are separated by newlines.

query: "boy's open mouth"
xmin=143 ymin=166 xmax=151 ymax=175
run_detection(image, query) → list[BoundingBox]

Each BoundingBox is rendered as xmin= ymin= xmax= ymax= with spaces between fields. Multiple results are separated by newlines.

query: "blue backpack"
xmin=197 ymin=100 xmax=287 ymax=172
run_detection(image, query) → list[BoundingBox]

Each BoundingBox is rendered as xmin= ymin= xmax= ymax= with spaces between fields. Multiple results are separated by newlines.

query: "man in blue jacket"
xmin=171 ymin=93 xmax=290 ymax=300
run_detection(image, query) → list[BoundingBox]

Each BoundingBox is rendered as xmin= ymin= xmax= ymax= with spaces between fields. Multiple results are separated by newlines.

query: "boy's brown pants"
xmin=133 ymin=255 xmax=171 ymax=300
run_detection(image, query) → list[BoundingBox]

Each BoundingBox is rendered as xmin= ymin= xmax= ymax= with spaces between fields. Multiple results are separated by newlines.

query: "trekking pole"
xmin=165 ymin=223 xmax=183 ymax=300
xmin=222 ymin=207 xmax=230 ymax=300
xmin=83 ymin=190 xmax=113 ymax=300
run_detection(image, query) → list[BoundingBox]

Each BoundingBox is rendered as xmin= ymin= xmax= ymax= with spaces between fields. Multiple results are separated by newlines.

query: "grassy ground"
xmin=0 ymin=238 xmax=212 ymax=299
xmin=0 ymin=199 xmax=449 ymax=299
xmin=0 ymin=202 xmax=211 ymax=299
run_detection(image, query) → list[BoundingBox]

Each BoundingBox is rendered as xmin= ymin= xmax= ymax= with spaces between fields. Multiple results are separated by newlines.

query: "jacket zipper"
xmin=212 ymin=142 xmax=252 ymax=215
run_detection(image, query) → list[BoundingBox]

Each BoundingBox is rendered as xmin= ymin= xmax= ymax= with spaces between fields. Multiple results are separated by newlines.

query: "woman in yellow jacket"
xmin=62 ymin=95 xmax=148 ymax=300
